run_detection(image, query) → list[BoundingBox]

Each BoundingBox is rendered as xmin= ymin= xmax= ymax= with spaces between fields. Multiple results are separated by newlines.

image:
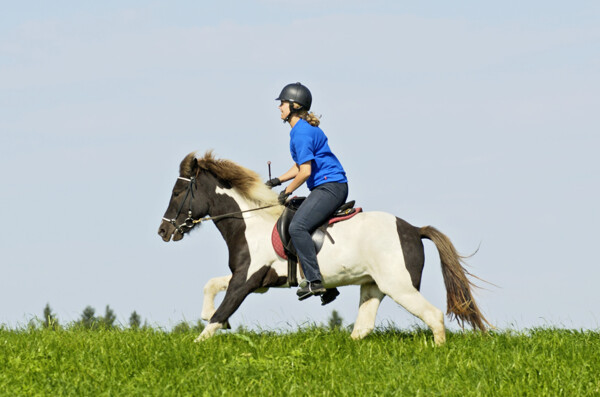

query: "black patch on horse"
xmin=396 ymin=217 xmax=425 ymax=291
xmin=199 ymin=171 xmax=287 ymax=324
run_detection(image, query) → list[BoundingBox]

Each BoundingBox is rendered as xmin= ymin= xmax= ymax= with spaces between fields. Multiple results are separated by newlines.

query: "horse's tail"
xmin=419 ymin=225 xmax=490 ymax=332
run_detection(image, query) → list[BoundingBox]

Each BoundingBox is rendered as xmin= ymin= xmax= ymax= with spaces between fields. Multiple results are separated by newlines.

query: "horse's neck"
xmin=213 ymin=186 xmax=256 ymax=213
xmin=209 ymin=186 xmax=273 ymax=246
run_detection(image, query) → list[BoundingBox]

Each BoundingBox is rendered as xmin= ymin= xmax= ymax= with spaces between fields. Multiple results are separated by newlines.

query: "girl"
xmin=267 ymin=82 xmax=349 ymax=301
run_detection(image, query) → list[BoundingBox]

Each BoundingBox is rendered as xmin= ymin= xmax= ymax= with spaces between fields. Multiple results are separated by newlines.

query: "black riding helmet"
xmin=276 ymin=82 xmax=312 ymax=111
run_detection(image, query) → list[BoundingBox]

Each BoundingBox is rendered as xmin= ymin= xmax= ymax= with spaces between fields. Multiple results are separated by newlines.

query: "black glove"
xmin=265 ymin=177 xmax=282 ymax=188
xmin=278 ymin=190 xmax=291 ymax=205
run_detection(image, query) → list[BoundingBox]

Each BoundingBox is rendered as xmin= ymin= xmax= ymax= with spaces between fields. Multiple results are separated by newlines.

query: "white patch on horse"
xmin=201 ymin=274 xmax=231 ymax=321
xmin=317 ymin=212 xmax=414 ymax=288
xmin=215 ymin=186 xmax=284 ymax=282
xmin=195 ymin=322 xmax=223 ymax=342
xmin=351 ymin=283 xmax=385 ymax=340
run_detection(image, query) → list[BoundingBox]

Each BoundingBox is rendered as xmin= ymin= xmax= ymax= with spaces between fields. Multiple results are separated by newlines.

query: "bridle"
xmin=162 ymin=176 xmax=198 ymax=234
xmin=162 ymin=176 xmax=278 ymax=235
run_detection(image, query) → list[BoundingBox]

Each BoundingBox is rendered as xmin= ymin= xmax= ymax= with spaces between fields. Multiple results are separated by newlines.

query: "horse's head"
xmin=158 ymin=153 xmax=212 ymax=242
xmin=158 ymin=150 xmax=281 ymax=242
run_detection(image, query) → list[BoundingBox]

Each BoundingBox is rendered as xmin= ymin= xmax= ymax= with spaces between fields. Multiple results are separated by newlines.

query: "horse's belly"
xmin=317 ymin=211 xmax=399 ymax=287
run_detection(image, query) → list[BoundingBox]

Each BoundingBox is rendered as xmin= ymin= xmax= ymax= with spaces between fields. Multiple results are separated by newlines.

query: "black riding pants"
xmin=289 ymin=182 xmax=349 ymax=283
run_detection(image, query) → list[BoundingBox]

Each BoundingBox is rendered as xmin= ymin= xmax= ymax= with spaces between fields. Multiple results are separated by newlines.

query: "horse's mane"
xmin=181 ymin=150 xmax=283 ymax=218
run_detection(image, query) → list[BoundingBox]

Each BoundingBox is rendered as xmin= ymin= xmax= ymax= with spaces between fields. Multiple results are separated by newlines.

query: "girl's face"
xmin=278 ymin=101 xmax=291 ymax=121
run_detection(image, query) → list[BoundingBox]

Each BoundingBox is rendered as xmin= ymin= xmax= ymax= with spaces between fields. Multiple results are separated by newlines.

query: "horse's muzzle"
xmin=158 ymin=220 xmax=183 ymax=242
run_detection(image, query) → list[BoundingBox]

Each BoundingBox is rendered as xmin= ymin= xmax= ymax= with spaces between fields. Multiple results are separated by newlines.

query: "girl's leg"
xmin=289 ymin=182 xmax=348 ymax=282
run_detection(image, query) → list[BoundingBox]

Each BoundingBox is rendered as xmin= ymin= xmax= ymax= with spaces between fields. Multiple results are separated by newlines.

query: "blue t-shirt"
xmin=289 ymin=119 xmax=347 ymax=190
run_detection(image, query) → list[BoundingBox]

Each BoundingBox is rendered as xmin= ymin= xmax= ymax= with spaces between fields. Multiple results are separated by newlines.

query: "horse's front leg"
xmin=201 ymin=275 xmax=232 ymax=321
xmin=195 ymin=267 xmax=271 ymax=342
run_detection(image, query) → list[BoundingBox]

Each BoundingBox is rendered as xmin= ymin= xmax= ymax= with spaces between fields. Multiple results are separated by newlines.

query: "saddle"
xmin=271 ymin=197 xmax=362 ymax=286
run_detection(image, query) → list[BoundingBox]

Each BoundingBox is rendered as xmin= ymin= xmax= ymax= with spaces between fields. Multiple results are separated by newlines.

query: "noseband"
xmin=162 ymin=176 xmax=278 ymax=235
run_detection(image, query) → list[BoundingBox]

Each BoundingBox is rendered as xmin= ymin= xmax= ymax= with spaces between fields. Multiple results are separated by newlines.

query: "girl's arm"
xmin=278 ymin=164 xmax=300 ymax=182
xmin=284 ymin=161 xmax=311 ymax=194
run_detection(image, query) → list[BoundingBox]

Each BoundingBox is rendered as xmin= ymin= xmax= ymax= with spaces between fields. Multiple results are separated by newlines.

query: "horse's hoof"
xmin=321 ymin=288 xmax=340 ymax=305
xmin=350 ymin=327 xmax=373 ymax=340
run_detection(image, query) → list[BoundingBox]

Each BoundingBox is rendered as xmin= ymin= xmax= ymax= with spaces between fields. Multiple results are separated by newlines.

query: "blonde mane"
xmin=180 ymin=151 xmax=283 ymax=218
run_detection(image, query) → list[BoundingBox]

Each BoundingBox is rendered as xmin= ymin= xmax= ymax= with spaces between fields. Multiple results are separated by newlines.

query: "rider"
xmin=266 ymin=82 xmax=349 ymax=301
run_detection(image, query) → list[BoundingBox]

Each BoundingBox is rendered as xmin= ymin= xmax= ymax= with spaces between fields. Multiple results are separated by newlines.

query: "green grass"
xmin=1 ymin=326 xmax=599 ymax=396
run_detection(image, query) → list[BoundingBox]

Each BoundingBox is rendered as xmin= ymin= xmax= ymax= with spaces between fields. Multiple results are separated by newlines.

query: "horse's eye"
xmin=173 ymin=191 xmax=181 ymax=198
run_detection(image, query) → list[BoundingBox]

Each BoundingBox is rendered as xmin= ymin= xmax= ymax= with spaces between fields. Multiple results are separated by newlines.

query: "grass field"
xmin=1 ymin=326 xmax=599 ymax=396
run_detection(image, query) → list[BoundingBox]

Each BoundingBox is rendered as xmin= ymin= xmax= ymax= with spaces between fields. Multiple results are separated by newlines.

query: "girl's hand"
xmin=278 ymin=190 xmax=291 ymax=205
xmin=265 ymin=178 xmax=282 ymax=188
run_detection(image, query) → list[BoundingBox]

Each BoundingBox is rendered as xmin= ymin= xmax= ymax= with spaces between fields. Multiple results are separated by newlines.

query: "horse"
xmin=157 ymin=151 xmax=489 ymax=345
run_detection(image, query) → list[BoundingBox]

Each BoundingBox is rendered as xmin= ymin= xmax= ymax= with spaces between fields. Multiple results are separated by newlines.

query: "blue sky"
xmin=1 ymin=1 xmax=599 ymax=331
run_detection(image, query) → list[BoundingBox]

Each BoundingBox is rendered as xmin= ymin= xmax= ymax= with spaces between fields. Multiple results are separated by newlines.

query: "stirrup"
xmin=296 ymin=281 xmax=326 ymax=301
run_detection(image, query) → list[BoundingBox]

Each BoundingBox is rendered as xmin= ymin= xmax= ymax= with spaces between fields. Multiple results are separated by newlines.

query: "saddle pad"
xmin=328 ymin=207 xmax=362 ymax=225
xmin=271 ymin=224 xmax=288 ymax=259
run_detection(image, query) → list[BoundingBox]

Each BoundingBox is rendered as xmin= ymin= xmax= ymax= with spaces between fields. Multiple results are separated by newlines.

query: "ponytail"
xmin=292 ymin=103 xmax=321 ymax=127
xmin=302 ymin=111 xmax=321 ymax=127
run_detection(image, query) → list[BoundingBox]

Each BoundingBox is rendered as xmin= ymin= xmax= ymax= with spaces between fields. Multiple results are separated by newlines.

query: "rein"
xmin=162 ymin=176 xmax=278 ymax=234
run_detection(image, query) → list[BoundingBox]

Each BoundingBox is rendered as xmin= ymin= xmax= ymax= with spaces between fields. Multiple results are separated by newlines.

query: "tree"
xmin=327 ymin=310 xmax=343 ymax=330
xmin=99 ymin=305 xmax=116 ymax=328
xmin=129 ymin=311 xmax=141 ymax=329
xmin=42 ymin=303 xmax=58 ymax=329
xmin=80 ymin=306 xmax=97 ymax=329
xmin=172 ymin=321 xmax=191 ymax=334
xmin=172 ymin=320 xmax=205 ymax=334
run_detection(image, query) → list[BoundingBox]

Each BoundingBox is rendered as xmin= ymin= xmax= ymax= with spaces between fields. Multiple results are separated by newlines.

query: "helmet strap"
xmin=284 ymin=102 xmax=302 ymax=124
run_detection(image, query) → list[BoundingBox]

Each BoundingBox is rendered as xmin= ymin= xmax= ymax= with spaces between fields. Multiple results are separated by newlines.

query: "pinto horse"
xmin=158 ymin=151 xmax=489 ymax=345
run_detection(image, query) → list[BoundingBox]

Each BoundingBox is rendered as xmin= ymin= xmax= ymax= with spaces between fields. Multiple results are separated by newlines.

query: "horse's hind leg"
xmin=375 ymin=278 xmax=446 ymax=345
xmin=201 ymin=275 xmax=231 ymax=321
xmin=351 ymin=282 xmax=385 ymax=340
